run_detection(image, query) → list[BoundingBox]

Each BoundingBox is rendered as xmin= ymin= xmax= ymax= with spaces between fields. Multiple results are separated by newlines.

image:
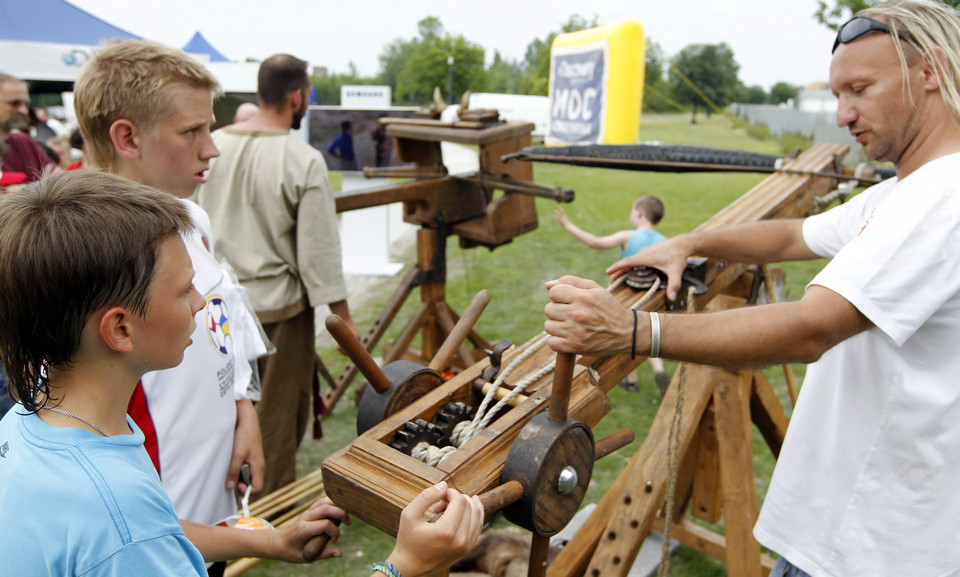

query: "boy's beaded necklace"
xmin=43 ymin=406 xmax=111 ymax=437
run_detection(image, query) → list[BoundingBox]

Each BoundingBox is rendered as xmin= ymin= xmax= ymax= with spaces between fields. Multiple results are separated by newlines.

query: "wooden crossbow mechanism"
xmin=226 ymin=130 xmax=869 ymax=576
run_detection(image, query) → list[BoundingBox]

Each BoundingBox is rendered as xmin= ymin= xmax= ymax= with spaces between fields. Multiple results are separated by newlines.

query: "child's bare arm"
xmin=181 ymin=497 xmax=350 ymax=563
xmin=554 ymin=207 xmax=630 ymax=250
xmin=226 ymin=399 xmax=264 ymax=494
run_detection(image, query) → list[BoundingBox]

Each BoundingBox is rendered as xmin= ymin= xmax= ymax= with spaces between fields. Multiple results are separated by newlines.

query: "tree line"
xmin=310 ymin=14 xmax=799 ymax=118
xmin=310 ymin=1 xmax=960 ymax=119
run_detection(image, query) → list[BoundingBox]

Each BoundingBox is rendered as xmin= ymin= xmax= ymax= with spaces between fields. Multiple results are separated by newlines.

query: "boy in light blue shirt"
xmin=555 ymin=195 xmax=670 ymax=394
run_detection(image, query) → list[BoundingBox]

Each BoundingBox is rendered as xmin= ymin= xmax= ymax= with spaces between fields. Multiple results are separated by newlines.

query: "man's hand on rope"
xmin=544 ymin=276 xmax=635 ymax=357
xmin=607 ymin=234 xmax=695 ymax=302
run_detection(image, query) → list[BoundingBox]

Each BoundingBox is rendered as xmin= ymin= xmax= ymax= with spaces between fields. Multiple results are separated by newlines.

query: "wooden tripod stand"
xmin=323 ymin=119 xmax=573 ymax=411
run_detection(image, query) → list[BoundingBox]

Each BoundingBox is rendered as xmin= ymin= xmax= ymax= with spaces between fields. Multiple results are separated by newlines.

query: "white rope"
xmin=628 ymin=276 xmax=661 ymax=310
xmin=411 ymin=440 xmax=457 ymax=466
xmin=441 ymin=335 xmax=554 ymax=459
xmin=608 ymin=272 xmax=628 ymax=291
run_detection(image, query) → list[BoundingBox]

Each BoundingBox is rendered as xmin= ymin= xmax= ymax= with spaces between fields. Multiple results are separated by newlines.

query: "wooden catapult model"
xmin=226 ymin=121 xmax=883 ymax=576
xmin=316 ymin=141 xmax=866 ymax=577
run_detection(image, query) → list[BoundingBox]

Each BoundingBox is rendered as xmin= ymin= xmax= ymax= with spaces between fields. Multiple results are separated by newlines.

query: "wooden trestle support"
xmin=225 ymin=141 xmax=852 ymax=577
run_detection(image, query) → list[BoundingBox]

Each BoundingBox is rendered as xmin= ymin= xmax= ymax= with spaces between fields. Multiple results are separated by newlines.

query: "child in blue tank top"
xmin=555 ymin=195 xmax=670 ymax=394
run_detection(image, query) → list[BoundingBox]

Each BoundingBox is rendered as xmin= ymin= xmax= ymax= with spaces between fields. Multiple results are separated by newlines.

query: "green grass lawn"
xmin=245 ymin=113 xmax=842 ymax=577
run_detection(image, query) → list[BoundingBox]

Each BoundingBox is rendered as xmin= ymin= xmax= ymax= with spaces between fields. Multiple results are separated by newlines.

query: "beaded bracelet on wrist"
xmin=371 ymin=561 xmax=402 ymax=577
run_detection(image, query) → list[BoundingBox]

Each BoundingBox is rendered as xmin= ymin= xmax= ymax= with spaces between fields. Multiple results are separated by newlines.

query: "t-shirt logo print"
xmin=205 ymin=294 xmax=232 ymax=356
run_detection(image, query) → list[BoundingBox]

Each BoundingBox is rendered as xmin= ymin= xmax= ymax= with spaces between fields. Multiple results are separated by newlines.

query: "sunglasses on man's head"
xmin=832 ymin=16 xmax=916 ymax=53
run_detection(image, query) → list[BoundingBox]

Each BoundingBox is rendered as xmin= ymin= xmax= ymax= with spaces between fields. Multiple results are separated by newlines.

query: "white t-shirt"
xmin=139 ymin=201 xmax=268 ymax=526
xmin=754 ymin=153 xmax=960 ymax=577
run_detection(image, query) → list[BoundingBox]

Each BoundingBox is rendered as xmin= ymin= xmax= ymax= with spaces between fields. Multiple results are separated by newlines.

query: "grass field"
xmin=244 ymin=113 xmax=838 ymax=577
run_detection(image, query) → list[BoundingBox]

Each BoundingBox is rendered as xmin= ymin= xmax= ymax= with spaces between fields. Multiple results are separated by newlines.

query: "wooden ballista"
xmin=317 ymin=142 xmax=854 ymax=576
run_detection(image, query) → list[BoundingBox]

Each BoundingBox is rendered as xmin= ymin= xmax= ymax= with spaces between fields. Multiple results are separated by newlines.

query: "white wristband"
xmin=649 ymin=312 xmax=661 ymax=358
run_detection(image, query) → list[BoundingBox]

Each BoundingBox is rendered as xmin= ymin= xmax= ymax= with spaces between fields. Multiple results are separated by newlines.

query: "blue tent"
xmin=0 ymin=1 xmax=255 ymax=94
xmin=183 ymin=31 xmax=230 ymax=63
xmin=0 ymin=0 xmax=141 ymax=82
xmin=0 ymin=0 xmax=140 ymax=44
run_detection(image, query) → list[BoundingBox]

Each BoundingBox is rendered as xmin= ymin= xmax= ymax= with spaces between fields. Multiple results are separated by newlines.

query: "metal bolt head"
xmin=558 ymin=466 xmax=579 ymax=494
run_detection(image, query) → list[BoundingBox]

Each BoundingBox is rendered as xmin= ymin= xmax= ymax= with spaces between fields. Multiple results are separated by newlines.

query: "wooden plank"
xmin=334 ymin=177 xmax=456 ymax=212
xmin=650 ymin=518 xmax=777 ymax=575
xmin=379 ymin=116 xmax=485 ymax=130
xmin=386 ymin=120 xmax=535 ymax=146
xmin=750 ymin=370 xmax=789 ymax=458
xmin=762 ymin=265 xmax=800 ymax=407
xmin=418 ymin=229 xmax=445 ymax=360
xmin=713 ymin=369 xmax=763 ymax=577
xmin=545 ymin=438 xmax=638 ymax=577
xmin=576 ymin=364 xmax=717 ymax=577
xmin=670 ymin=415 xmax=702 ymax=523
xmin=689 ymin=399 xmax=723 ymax=523
xmin=323 ymin=436 xmax=447 ymax=536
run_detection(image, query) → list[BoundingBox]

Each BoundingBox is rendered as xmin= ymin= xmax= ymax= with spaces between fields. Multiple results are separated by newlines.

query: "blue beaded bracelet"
xmin=371 ymin=561 xmax=402 ymax=577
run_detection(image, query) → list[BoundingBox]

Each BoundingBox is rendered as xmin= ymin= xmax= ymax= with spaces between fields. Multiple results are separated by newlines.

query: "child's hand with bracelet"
xmin=380 ymin=481 xmax=484 ymax=577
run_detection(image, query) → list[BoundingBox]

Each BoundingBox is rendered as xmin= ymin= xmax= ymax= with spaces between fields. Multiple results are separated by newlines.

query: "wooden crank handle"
xmin=302 ymin=518 xmax=341 ymax=562
xmin=428 ymin=289 xmax=491 ymax=372
xmin=477 ymin=479 xmax=525 ymax=521
xmin=426 ymin=480 xmax=525 ymax=524
xmin=593 ymin=428 xmax=635 ymax=461
xmin=325 ymin=314 xmax=391 ymax=393
xmin=548 ymin=352 xmax=576 ymax=422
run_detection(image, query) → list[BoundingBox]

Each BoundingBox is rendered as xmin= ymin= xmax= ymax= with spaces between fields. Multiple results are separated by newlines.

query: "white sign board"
xmin=341 ymin=85 xmax=392 ymax=108
xmin=546 ymin=39 xmax=609 ymax=145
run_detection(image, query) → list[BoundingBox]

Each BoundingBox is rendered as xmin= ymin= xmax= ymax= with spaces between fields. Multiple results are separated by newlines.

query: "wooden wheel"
xmin=501 ymin=413 xmax=594 ymax=537
xmin=475 ymin=352 xmax=596 ymax=577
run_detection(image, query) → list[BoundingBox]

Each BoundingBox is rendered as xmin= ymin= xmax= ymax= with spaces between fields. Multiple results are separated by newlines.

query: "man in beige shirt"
xmin=194 ymin=54 xmax=359 ymax=495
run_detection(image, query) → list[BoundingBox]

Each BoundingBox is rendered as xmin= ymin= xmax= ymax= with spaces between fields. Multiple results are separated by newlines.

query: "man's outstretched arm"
xmin=607 ymin=220 xmax=819 ymax=301
xmin=545 ymin=276 xmax=871 ymax=368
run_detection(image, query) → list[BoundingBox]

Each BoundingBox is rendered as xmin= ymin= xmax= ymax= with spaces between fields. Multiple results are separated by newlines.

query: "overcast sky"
xmin=70 ymin=0 xmax=840 ymax=91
